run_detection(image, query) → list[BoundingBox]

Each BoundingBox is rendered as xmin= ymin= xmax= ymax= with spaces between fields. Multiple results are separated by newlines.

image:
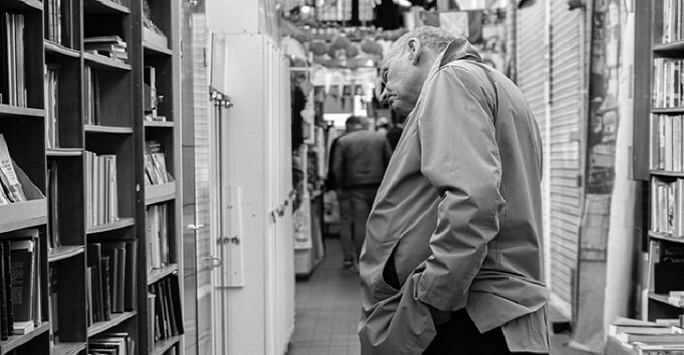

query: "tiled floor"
xmin=289 ymin=238 xmax=594 ymax=355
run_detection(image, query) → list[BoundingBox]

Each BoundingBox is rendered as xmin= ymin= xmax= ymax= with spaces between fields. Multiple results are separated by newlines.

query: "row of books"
xmin=662 ymin=0 xmax=684 ymax=44
xmin=0 ymin=230 xmax=42 ymax=340
xmin=84 ymin=65 xmax=100 ymax=126
xmin=144 ymin=141 xmax=172 ymax=186
xmin=0 ymin=13 xmax=27 ymax=107
xmin=85 ymin=151 xmax=119 ymax=228
xmin=649 ymin=114 xmax=684 ymax=172
xmin=0 ymin=134 xmax=28 ymax=205
xmin=147 ymin=276 xmax=182 ymax=349
xmin=86 ymin=241 xmax=137 ymax=326
xmin=146 ymin=204 xmax=170 ymax=271
xmin=652 ymin=58 xmax=684 ymax=109
xmin=45 ymin=65 xmax=59 ymax=149
xmin=44 ymin=0 xmax=66 ymax=45
xmin=650 ymin=177 xmax=684 ymax=236
xmin=85 ymin=36 xmax=128 ymax=63
xmin=88 ymin=332 xmax=135 ymax=355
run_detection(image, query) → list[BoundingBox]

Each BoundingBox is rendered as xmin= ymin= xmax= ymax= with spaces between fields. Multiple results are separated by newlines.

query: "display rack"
xmin=636 ymin=0 xmax=684 ymax=322
xmin=0 ymin=0 xmax=183 ymax=353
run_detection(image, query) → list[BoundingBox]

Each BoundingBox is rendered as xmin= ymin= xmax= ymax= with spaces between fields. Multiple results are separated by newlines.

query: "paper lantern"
xmin=310 ymin=40 xmax=328 ymax=56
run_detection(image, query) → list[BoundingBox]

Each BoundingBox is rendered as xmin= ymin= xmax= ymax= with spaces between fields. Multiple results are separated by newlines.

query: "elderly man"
xmin=358 ymin=27 xmax=549 ymax=354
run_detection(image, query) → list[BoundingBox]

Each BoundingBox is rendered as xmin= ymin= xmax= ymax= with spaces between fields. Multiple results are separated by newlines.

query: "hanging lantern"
xmin=345 ymin=43 xmax=359 ymax=58
xmin=310 ymin=39 xmax=328 ymax=56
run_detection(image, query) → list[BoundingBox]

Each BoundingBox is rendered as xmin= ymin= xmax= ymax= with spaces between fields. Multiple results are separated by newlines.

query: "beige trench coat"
xmin=358 ymin=38 xmax=550 ymax=355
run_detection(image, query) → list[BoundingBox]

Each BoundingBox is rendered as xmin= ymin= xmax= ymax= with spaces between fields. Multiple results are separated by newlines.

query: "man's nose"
xmin=379 ymin=87 xmax=390 ymax=103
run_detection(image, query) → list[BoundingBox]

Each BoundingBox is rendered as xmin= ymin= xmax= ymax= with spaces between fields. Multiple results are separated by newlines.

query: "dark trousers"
xmin=423 ymin=310 xmax=547 ymax=355
xmin=339 ymin=187 xmax=378 ymax=261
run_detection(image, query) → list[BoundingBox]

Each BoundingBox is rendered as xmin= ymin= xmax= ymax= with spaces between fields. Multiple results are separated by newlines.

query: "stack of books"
xmin=84 ymin=36 xmax=128 ymax=63
xmin=609 ymin=317 xmax=684 ymax=354
xmin=88 ymin=332 xmax=135 ymax=355
xmin=45 ymin=0 xmax=66 ymax=45
xmin=0 ymin=13 xmax=27 ymax=107
xmin=650 ymin=177 xmax=684 ymax=237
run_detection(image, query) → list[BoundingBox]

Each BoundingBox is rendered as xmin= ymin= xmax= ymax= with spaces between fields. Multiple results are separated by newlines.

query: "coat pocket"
xmin=360 ymin=272 xmax=437 ymax=355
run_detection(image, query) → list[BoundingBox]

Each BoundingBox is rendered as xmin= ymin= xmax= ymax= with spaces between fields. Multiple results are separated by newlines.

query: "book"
xmin=8 ymin=234 xmax=36 ymax=325
xmin=100 ymin=256 xmax=111 ymax=321
xmin=616 ymin=330 xmax=684 ymax=344
xmin=48 ymin=264 xmax=58 ymax=345
xmin=0 ymin=242 xmax=8 ymax=340
xmin=87 ymin=243 xmax=104 ymax=322
xmin=0 ymin=134 xmax=26 ymax=202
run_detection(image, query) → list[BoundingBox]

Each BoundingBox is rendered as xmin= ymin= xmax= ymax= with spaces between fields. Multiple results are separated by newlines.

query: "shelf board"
xmin=44 ymin=41 xmax=80 ymax=59
xmin=2 ymin=322 xmax=50 ymax=355
xmin=83 ymin=0 xmax=130 ymax=14
xmin=653 ymin=41 xmax=684 ymax=53
xmin=651 ymin=107 xmax=684 ymax=114
xmin=0 ymin=199 xmax=47 ymax=234
xmin=84 ymin=52 xmax=131 ymax=71
xmin=143 ymin=40 xmax=173 ymax=56
xmin=143 ymin=120 xmax=174 ymax=128
xmin=147 ymin=263 xmax=178 ymax=285
xmin=649 ymin=292 xmax=684 ymax=308
xmin=85 ymin=125 xmax=133 ymax=134
xmin=650 ymin=170 xmax=684 ymax=178
xmin=47 ymin=148 xmax=83 ymax=157
xmin=145 ymin=183 xmax=176 ymax=205
xmin=53 ymin=341 xmax=88 ymax=355
xmin=0 ymin=104 xmax=44 ymax=119
xmin=87 ymin=311 xmax=137 ymax=338
xmin=49 ymin=245 xmax=85 ymax=262
xmin=648 ymin=231 xmax=684 ymax=243
xmin=152 ymin=335 xmax=181 ymax=355
xmin=0 ymin=0 xmax=42 ymax=12
xmin=86 ymin=217 xmax=135 ymax=235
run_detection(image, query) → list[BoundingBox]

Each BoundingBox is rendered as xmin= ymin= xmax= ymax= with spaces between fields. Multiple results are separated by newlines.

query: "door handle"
xmin=186 ymin=224 xmax=205 ymax=230
xmin=201 ymin=256 xmax=222 ymax=270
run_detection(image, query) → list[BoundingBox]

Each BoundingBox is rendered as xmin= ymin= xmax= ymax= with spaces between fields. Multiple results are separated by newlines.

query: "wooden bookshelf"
xmin=0 ymin=0 xmax=43 ymax=12
xmin=152 ymin=334 xmax=181 ymax=355
xmin=48 ymin=245 xmax=85 ymax=262
xmin=145 ymin=182 xmax=176 ymax=205
xmin=147 ymin=263 xmax=178 ymax=286
xmin=87 ymin=311 xmax=137 ymax=338
xmin=0 ymin=0 xmax=183 ymax=352
xmin=0 ymin=105 xmax=44 ymax=119
xmin=85 ymin=217 xmax=135 ymax=235
xmin=44 ymin=41 xmax=80 ymax=59
xmin=0 ymin=200 xmax=48 ymax=234
xmin=84 ymin=125 xmax=134 ymax=134
xmin=83 ymin=52 xmax=132 ymax=71
xmin=46 ymin=148 xmax=83 ymax=157
xmin=637 ymin=0 xmax=684 ymax=322
xmin=2 ymin=323 xmax=50 ymax=355
xmin=53 ymin=342 xmax=87 ymax=355
xmin=144 ymin=120 xmax=174 ymax=128
xmin=83 ymin=0 xmax=130 ymax=14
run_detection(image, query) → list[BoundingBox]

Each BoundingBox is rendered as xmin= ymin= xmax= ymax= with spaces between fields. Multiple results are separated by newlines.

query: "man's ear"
xmin=407 ymin=38 xmax=423 ymax=65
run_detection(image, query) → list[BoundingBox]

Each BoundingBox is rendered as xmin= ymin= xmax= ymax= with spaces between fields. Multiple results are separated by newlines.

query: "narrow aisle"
xmin=290 ymin=238 xmax=361 ymax=355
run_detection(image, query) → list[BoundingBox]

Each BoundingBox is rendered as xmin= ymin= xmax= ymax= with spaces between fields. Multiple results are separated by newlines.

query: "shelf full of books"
xmin=0 ymin=0 xmax=183 ymax=352
xmin=640 ymin=0 xmax=684 ymax=328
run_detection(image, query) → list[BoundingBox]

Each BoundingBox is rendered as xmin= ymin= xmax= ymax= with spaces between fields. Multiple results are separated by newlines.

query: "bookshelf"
xmin=637 ymin=0 xmax=684 ymax=322
xmin=0 ymin=0 xmax=183 ymax=352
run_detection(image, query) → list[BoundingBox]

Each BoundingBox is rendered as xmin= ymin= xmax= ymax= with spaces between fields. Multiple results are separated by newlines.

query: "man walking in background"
xmin=359 ymin=27 xmax=549 ymax=354
xmin=332 ymin=116 xmax=392 ymax=271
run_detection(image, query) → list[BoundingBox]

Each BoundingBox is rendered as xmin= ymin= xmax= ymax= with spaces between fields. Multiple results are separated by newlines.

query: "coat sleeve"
xmin=332 ymin=139 xmax=345 ymax=190
xmin=414 ymin=65 xmax=504 ymax=312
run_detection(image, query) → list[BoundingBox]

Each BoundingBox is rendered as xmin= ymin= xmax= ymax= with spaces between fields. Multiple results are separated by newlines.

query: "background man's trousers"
xmin=338 ymin=187 xmax=378 ymax=263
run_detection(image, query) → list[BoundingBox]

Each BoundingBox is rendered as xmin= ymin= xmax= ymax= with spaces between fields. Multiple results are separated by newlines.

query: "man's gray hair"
xmin=386 ymin=26 xmax=456 ymax=61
